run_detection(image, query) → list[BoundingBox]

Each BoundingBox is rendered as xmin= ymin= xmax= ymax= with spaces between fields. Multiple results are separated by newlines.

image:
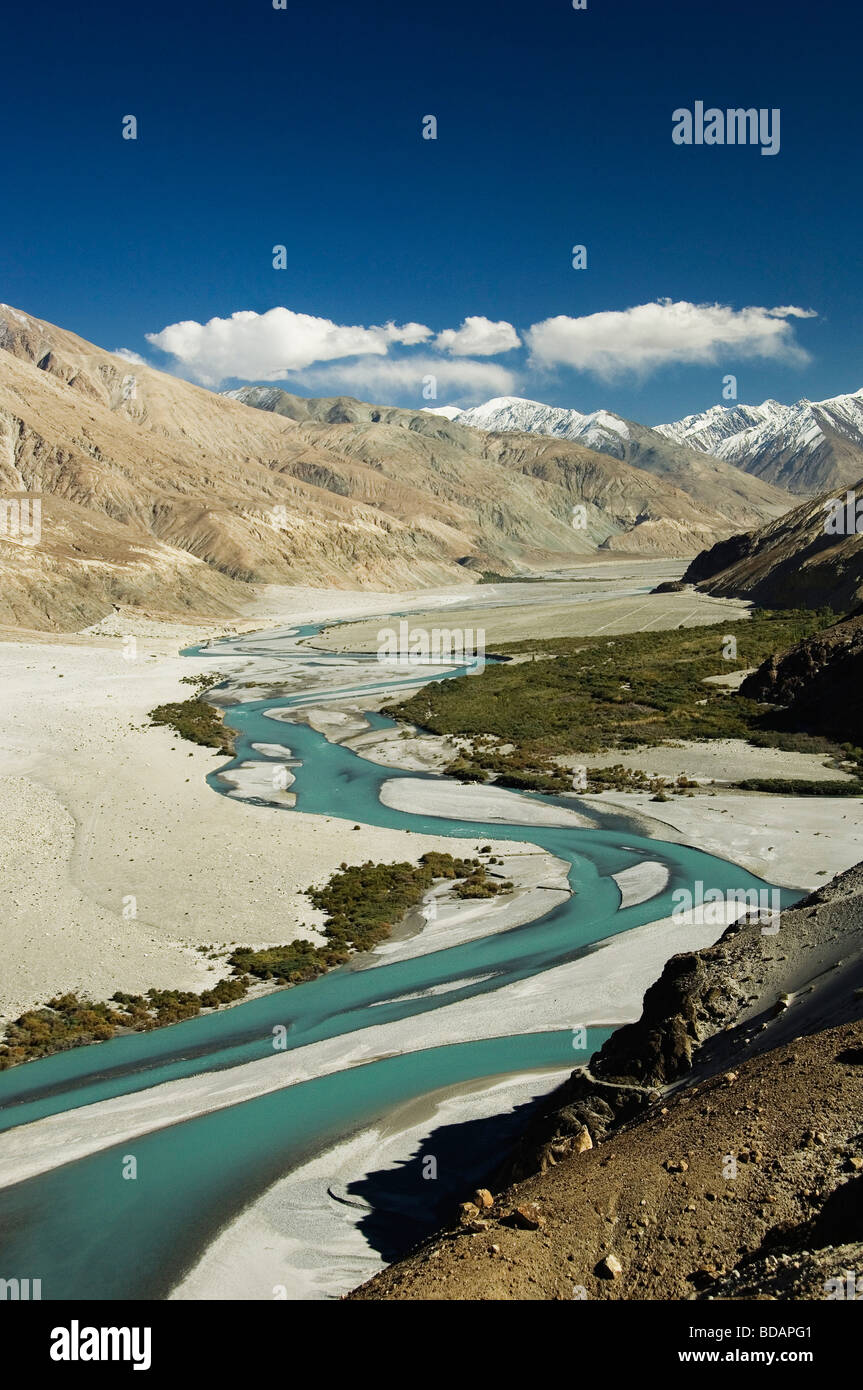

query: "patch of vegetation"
xmin=384 ymin=611 xmax=843 ymax=789
xmin=149 ymin=695 xmax=234 ymax=753
xmin=0 ymin=980 xmax=251 ymax=1069
xmin=227 ymin=938 xmax=344 ymax=986
xmin=0 ymin=854 xmax=510 ymax=1068
xmin=179 ymin=670 xmax=227 ymax=693
xmin=748 ymin=730 xmax=859 ymax=758
xmin=454 ymin=869 xmax=514 ymax=898
xmin=443 ymin=757 xmax=489 ymax=783
xmin=457 ymin=759 xmax=700 ymax=796
xmin=733 ymin=778 xmax=863 ymax=796
xmin=588 ymin=767 xmax=699 ymax=794
xmin=477 ymin=573 xmax=608 ymax=585
xmin=231 ymin=852 xmax=509 ymax=981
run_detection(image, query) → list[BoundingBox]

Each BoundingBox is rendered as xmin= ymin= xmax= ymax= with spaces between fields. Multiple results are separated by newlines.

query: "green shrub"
xmin=734 ymin=778 xmax=863 ymax=796
xmin=148 ymin=696 xmax=234 ymax=753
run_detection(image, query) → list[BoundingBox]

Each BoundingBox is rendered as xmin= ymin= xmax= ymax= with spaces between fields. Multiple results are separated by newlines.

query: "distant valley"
xmin=5 ymin=306 xmax=863 ymax=634
xmin=0 ymin=306 xmax=793 ymax=631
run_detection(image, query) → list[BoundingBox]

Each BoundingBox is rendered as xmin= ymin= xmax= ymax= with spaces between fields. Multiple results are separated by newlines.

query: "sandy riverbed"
xmin=0 ymin=584 xmax=530 ymax=1022
xmin=2 ymin=568 xmax=858 ymax=1018
xmin=312 ymin=583 xmax=751 ymax=650
xmin=0 ymin=878 xmax=748 ymax=1194
xmin=583 ymin=790 xmax=863 ymax=892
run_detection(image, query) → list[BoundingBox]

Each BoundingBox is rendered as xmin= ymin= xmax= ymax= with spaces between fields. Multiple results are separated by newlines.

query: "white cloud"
xmin=145 ymin=308 xmax=434 ymax=386
xmin=385 ymin=321 xmax=433 ymax=345
xmin=142 ymin=298 xmax=817 ymax=401
xmin=291 ymin=355 xmax=519 ymax=404
xmin=435 ymin=316 xmax=521 ymax=356
xmin=765 ymin=306 xmax=818 ymax=320
xmin=525 ymin=300 xmax=815 ymax=380
xmin=113 ymin=348 xmax=147 ymax=365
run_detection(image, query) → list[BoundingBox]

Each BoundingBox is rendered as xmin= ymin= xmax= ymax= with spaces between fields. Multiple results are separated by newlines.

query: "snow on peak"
xmin=450 ymin=396 xmax=631 ymax=457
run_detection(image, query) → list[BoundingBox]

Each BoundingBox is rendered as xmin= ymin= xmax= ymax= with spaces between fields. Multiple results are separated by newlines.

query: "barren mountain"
xmin=683 ymin=480 xmax=863 ymax=612
xmin=0 ymin=307 xmax=788 ymax=631
xmin=225 ymin=384 xmax=727 ymax=557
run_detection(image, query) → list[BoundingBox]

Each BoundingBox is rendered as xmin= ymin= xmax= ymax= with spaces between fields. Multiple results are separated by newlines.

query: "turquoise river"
xmin=0 ymin=617 xmax=799 ymax=1299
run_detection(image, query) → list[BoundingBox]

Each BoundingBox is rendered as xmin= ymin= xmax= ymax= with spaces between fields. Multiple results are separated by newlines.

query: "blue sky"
xmin=1 ymin=0 xmax=859 ymax=422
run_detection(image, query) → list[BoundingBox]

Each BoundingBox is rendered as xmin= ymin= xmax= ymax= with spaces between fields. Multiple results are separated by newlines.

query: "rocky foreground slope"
xmin=350 ymin=864 xmax=863 ymax=1300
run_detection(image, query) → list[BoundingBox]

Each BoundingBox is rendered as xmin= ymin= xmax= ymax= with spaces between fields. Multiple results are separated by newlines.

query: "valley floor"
xmin=1 ymin=562 xmax=861 ymax=1302
xmin=1 ymin=562 xmax=860 ymax=1018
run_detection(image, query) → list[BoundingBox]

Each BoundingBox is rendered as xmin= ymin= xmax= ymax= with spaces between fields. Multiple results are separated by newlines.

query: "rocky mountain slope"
xmin=740 ymin=609 xmax=863 ymax=742
xmin=419 ymin=394 xmax=791 ymax=530
xmin=682 ymin=481 xmax=863 ymax=612
xmin=350 ymin=863 xmax=863 ymax=1301
xmin=657 ymin=388 xmax=863 ymax=496
xmin=223 ymin=386 xmax=728 ymax=558
xmin=0 ymin=308 xmax=784 ymax=631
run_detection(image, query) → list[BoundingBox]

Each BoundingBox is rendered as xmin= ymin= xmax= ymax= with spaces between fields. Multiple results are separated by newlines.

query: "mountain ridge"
xmin=231 ymin=384 xmax=791 ymax=537
xmin=656 ymin=387 xmax=863 ymax=495
xmin=0 ymin=306 xmax=814 ymax=631
xmin=432 ymin=389 xmax=863 ymax=499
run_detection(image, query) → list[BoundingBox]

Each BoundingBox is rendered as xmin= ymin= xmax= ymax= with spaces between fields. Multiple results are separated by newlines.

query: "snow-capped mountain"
xmin=655 ymin=400 xmax=785 ymax=454
xmin=655 ymin=389 xmax=863 ymax=495
xmin=427 ymin=396 xmax=634 ymax=460
xmin=428 ymin=388 xmax=863 ymax=497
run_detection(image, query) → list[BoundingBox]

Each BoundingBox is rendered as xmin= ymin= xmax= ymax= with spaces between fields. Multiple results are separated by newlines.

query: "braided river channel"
xmin=0 ymin=614 xmax=798 ymax=1299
